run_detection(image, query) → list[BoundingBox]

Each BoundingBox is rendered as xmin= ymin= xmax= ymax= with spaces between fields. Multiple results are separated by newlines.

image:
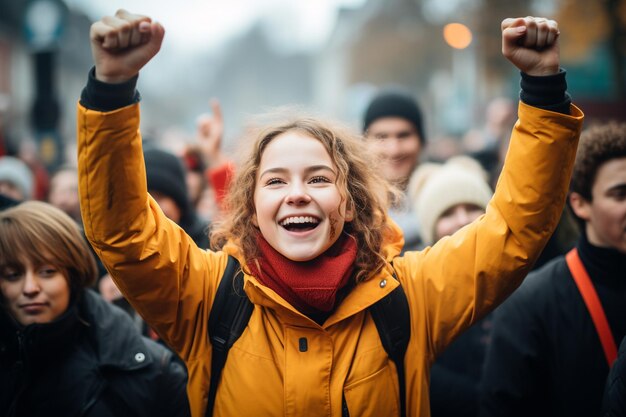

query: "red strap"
xmin=565 ymin=248 xmax=617 ymax=366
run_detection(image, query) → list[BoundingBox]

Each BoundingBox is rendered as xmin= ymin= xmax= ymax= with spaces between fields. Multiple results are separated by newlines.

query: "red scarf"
xmin=248 ymin=233 xmax=357 ymax=315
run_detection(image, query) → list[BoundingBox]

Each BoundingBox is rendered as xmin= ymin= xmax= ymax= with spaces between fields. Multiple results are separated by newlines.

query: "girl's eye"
xmin=310 ymin=176 xmax=331 ymax=184
xmin=38 ymin=266 xmax=58 ymax=277
xmin=1 ymin=269 xmax=21 ymax=282
xmin=265 ymin=178 xmax=285 ymax=186
xmin=609 ymin=187 xmax=626 ymax=200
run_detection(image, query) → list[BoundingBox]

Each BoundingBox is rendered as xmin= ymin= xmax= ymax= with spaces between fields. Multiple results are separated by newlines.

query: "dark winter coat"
xmin=603 ymin=335 xmax=626 ymax=417
xmin=0 ymin=289 xmax=190 ymax=417
xmin=430 ymin=314 xmax=493 ymax=417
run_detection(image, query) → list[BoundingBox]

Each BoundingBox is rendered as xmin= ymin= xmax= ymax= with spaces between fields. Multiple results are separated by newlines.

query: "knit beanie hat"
xmin=143 ymin=148 xmax=190 ymax=215
xmin=0 ymin=156 xmax=34 ymax=200
xmin=414 ymin=157 xmax=492 ymax=245
xmin=363 ymin=90 xmax=426 ymax=144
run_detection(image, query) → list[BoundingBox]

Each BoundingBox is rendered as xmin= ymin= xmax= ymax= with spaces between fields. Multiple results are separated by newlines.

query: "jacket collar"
xmin=0 ymin=302 xmax=81 ymax=366
xmin=577 ymin=232 xmax=626 ymax=287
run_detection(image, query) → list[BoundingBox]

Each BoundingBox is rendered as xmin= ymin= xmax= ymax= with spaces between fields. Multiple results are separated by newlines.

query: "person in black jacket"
xmin=0 ymin=201 xmax=190 ymax=417
xmin=362 ymin=89 xmax=426 ymax=251
xmin=479 ymin=121 xmax=626 ymax=417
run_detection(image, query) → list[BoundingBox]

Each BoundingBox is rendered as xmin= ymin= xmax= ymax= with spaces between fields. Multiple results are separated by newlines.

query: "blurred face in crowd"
xmin=365 ymin=117 xmax=422 ymax=187
xmin=253 ymin=131 xmax=353 ymax=261
xmin=151 ymin=191 xmax=182 ymax=224
xmin=196 ymin=187 xmax=219 ymax=222
xmin=48 ymin=169 xmax=81 ymax=223
xmin=570 ymin=157 xmax=626 ymax=254
xmin=0 ymin=258 xmax=70 ymax=326
xmin=98 ymin=273 xmax=123 ymax=302
xmin=186 ymin=171 xmax=205 ymax=205
xmin=0 ymin=180 xmax=25 ymax=201
xmin=434 ymin=203 xmax=485 ymax=242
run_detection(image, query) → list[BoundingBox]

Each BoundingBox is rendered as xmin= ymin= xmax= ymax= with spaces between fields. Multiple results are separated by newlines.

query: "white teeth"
xmin=280 ymin=216 xmax=319 ymax=226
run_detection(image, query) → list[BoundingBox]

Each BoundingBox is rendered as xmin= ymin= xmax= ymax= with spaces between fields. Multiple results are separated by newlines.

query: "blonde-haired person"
xmin=414 ymin=155 xmax=492 ymax=246
xmin=77 ymin=11 xmax=582 ymax=417
xmin=0 ymin=201 xmax=190 ymax=417
xmin=412 ymin=157 xmax=493 ymax=417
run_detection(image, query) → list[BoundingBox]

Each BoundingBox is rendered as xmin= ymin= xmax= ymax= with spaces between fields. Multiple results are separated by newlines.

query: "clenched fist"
xmin=90 ymin=9 xmax=165 ymax=83
xmin=501 ymin=16 xmax=560 ymax=76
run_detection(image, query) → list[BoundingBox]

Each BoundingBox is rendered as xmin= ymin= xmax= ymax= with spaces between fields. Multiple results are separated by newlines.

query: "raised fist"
xmin=501 ymin=16 xmax=560 ymax=76
xmin=90 ymin=9 xmax=165 ymax=83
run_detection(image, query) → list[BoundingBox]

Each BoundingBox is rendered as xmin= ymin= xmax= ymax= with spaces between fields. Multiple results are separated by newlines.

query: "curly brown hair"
xmin=210 ymin=114 xmax=398 ymax=282
xmin=571 ymin=121 xmax=626 ymax=200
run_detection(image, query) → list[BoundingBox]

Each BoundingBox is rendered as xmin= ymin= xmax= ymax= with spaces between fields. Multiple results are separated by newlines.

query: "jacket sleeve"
xmin=77 ymin=102 xmax=227 ymax=362
xmin=394 ymin=102 xmax=583 ymax=359
xmin=478 ymin=284 xmax=551 ymax=417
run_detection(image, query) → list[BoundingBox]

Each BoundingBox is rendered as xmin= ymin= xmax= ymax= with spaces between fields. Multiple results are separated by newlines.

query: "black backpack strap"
xmin=369 ymin=275 xmax=410 ymax=417
xmin=206 ymin=256 xmax=254 ymax=417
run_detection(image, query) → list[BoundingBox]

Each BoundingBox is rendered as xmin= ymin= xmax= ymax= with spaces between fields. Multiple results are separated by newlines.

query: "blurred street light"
xmin=439 ymin=22 xmax=476 ymax=134
xmin=443 ymin=23 xmax=472 ymax=49
xmin=24 ymin=0 xmax=67 ymax=170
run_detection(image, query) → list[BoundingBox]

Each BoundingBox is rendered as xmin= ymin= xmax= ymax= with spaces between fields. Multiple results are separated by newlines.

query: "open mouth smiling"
xmin=279 ymin=216 xmax=320 ymax=232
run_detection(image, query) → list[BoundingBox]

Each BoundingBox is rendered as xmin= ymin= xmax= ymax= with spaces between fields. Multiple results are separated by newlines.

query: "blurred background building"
xmin=1 ymin=0 xmax=625 ymax=166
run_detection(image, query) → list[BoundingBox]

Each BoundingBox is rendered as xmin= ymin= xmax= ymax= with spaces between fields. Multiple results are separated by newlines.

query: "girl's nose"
xmin=284 ymin=183 xmax=312 ymax=205
xmin=23 ymin=271 xmax=41 ymax=296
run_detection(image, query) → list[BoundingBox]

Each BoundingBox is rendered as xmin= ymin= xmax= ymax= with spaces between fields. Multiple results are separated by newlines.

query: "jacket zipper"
xmin=342 ymin=395 xmax=350 ymax=417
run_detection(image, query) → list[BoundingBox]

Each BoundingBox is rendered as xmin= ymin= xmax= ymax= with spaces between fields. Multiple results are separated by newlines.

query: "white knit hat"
xmin=0 ymin=156 xmax=34 ymax=200
xmin=414 ymin=157 xmax=492 ymax=245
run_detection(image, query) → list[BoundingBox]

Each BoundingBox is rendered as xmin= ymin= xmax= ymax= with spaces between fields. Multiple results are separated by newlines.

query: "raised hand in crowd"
xmin=90 ymin=9 xmax=164 ymax=83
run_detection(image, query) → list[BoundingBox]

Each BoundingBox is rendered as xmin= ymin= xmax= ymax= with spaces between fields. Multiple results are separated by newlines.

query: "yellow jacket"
xmin=78 ymin=101 xmax=583 ymax=417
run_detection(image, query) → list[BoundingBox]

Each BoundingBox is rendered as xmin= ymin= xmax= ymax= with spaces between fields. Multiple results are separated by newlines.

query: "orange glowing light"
xmin=443 ymin=23 xmax=472 ymax=49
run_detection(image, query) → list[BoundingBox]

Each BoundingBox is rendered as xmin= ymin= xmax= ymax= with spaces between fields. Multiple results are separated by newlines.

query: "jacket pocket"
xmin=343 ymin=363 xmax=400 ymax=416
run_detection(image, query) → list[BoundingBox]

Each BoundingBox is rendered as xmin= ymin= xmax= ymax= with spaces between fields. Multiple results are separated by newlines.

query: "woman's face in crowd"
xmin=253 ymin=131 xmax=353 ymax=261
xmin=434 ymin=203 xmax=485 ymax=242
xmin=0 ymin=259 xmax=70 ymax=326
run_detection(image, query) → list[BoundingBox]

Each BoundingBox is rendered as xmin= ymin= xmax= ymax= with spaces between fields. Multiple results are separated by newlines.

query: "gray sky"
xmin=64 ymin=0 xmax=366 ymax=53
